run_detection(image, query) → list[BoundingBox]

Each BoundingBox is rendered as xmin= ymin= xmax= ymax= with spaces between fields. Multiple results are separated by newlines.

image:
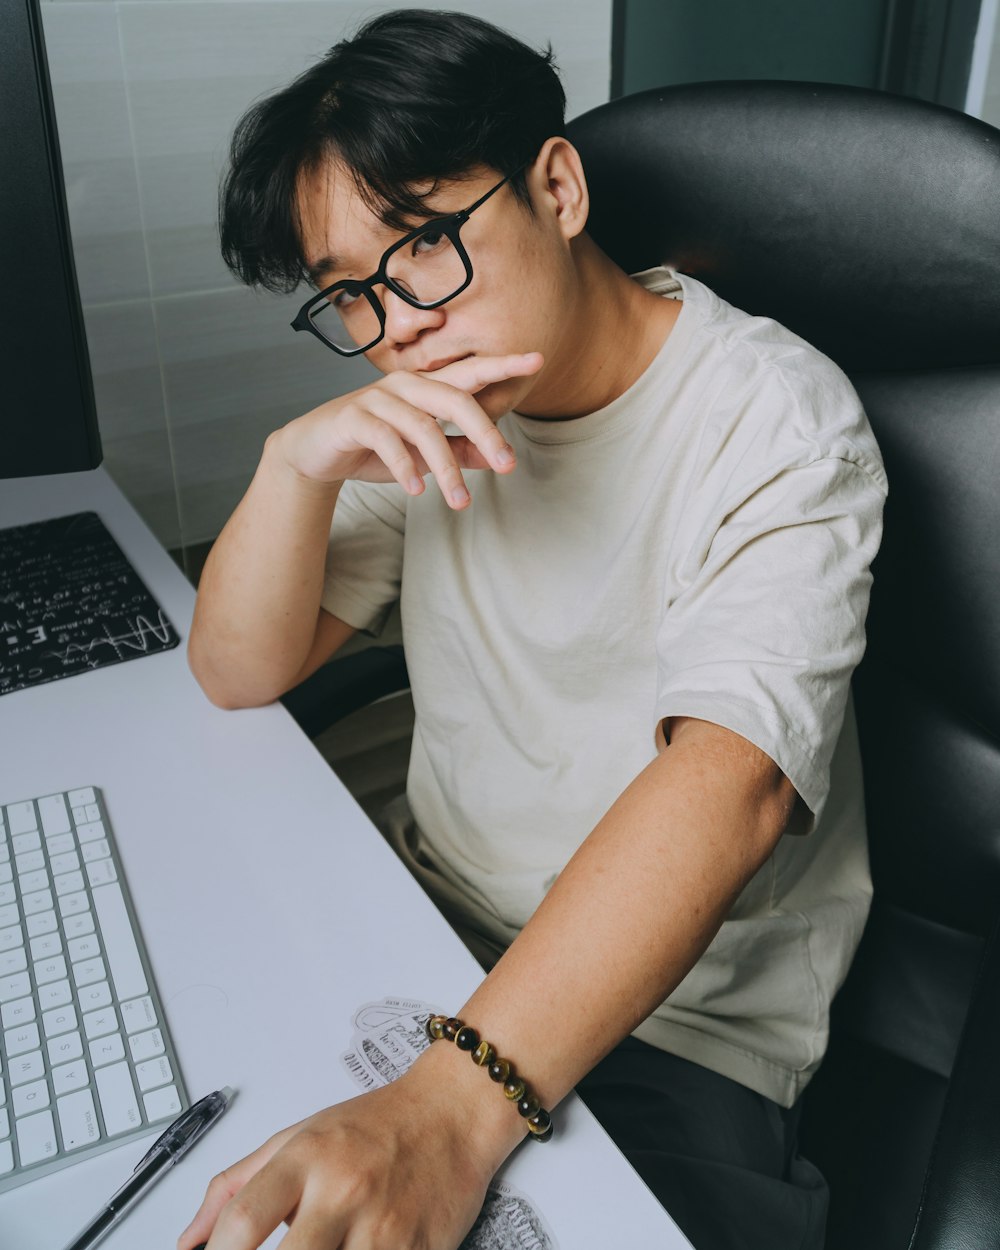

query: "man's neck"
xmin=516 ymin=236 xmax=681 ymax=420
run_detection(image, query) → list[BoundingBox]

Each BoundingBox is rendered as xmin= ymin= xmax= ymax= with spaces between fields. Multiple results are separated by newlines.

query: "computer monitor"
xmin=0 ymin=0 xmax=102 ymax=479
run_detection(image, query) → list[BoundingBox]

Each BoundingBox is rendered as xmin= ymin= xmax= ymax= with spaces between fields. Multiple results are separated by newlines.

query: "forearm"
xmin=188 ymin=428 xmax=343 ymax=707
xmin=412 ymin=720 xmax=798 ymax=1169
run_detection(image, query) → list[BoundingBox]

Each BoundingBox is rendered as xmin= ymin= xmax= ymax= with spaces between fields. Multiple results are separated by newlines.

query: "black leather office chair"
xmin=284 ymin=81 xmax=1000 ymax=1249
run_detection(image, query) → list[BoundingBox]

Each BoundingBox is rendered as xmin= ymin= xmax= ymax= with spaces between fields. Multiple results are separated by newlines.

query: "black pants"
xmin=576 ymin=1039 xmax=828 ymax=1250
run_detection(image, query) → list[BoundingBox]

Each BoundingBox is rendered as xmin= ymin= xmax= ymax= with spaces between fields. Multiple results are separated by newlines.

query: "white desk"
xmin=0 ymin=469 xmax=690 ymax=1248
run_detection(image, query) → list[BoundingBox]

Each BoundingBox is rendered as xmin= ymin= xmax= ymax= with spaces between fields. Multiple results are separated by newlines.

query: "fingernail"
xmin=450 ymin=486 xmax=470 ymax=506
xmin=496 ymin=446 xmax=515 ymax=466
xmin=408 ymin=476 xmax=424 ymax=494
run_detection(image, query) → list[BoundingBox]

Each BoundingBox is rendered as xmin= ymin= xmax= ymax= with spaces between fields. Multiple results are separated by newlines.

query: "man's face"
xmin=295 ymin=158 xmax=578 ymax=418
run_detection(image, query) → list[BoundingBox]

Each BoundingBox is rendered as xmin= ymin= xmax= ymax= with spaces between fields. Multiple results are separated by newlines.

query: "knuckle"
xmin=215 ymin=1197 xmax=258 ymax=1241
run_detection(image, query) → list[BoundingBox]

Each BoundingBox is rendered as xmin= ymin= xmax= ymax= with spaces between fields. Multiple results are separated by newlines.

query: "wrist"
xmin=406 ymin=1030 xmax=528 ymax=1174
xmin=264 ymin=423 xmax=344 ymax=497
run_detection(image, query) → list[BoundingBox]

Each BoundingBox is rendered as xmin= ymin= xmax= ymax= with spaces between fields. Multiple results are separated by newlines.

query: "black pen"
xmin=60 ymin=1086 xmax=236 ymax=1250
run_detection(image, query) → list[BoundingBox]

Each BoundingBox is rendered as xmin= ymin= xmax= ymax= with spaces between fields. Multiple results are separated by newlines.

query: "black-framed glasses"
xmin=291 ymin=171 xmax=517 ymax=357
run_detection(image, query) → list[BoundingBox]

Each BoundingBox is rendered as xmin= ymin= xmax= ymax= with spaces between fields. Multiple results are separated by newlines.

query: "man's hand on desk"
xmin=177 ymin=1041 xmax=525 ymax=1250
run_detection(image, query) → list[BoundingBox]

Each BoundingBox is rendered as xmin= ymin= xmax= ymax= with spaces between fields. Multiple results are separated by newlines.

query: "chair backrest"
xmin=567 ymin=81 xmax=1000 ymax=1247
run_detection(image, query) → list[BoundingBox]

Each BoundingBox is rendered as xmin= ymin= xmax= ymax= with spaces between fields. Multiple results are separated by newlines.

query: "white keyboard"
xmin=0 ymin=787 xmax=188 ymax=1191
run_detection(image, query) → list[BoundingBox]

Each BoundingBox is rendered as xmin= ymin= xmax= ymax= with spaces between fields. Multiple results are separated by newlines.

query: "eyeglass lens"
xmin=309 ymin=228 xmax=471 ymax=352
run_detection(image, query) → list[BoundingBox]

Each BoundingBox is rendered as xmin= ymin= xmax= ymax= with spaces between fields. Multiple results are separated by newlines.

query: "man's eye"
xmin=332 ymin=288 xmax=361 ymax=310
xmin=412 ymin=230 xmax=446 ymax=256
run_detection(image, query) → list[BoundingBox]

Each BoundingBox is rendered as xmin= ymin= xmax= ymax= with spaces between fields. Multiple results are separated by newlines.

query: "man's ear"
xmin=528 ymin=136 xmax=589 ymax=241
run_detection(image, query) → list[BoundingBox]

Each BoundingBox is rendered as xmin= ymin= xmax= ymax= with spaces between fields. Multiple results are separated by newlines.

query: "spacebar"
xmin=92 ymin=883 xmax=148 ymax=1001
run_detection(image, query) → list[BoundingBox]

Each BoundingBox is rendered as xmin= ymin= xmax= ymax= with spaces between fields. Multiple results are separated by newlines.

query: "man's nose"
xmin=379 ymin=286 xmax=447 ymax=344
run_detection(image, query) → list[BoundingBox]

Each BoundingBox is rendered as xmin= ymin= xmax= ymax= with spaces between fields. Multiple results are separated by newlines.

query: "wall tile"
xmin=153 ymin=283 xmax=378 ymax=543
xmin=42 ymin=4 xmax=151 ymax=304
xmin=79 ymin=298 xmax=181 ymax=545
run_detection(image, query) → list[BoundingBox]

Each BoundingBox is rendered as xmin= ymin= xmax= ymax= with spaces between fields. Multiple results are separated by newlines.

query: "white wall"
xmin=40 ymin=1 xmax=613 ymax=557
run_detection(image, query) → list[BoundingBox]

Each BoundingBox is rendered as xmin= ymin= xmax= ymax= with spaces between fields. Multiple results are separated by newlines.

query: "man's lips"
xmin=419 ymin=353 xmax=474 ymax=372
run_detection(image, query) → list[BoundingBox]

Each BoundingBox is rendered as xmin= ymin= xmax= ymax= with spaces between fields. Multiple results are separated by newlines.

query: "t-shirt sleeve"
xmin=320 ymin=479 xmax=407 ymax=637
xmin=655 ymin=454 xmax=886 ymax=831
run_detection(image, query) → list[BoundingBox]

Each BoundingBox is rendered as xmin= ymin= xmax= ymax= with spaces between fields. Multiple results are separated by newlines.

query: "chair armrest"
xmin=910 ymin=913 xmax=1000 ymax=1250
xmin=280 ymin=644 xmax=409 ymax=737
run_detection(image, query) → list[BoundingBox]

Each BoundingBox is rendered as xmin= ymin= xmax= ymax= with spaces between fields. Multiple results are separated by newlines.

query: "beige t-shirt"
xmin=321 ymin=270 xmax=887 ymax=1107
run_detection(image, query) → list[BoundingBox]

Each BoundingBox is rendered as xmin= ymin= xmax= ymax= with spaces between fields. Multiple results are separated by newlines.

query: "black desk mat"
xmin=0 ymin=511 xmax=180 ymax=697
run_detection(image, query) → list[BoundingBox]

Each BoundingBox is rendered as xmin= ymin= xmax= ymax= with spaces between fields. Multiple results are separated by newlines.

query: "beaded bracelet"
xmin=425 ymin=1015 xmax=554 ymax=1142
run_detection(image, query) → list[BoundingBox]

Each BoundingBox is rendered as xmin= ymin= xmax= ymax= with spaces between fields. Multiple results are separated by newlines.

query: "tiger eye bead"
xmin=517 ymin=1094 xmax=541 ymax=1119
xmin=472 ymin=1041 xmax=497 ymax=1067
xmin=503 ymin=1077 xmax=526 ymax=1102
xmin=488 ymin=1058 xmax=511 ymax=1083
xmin=426 ymin=1015 xmax=447 ymax=1041
xmin=526 ymin=1109 xmax=553 ymax=1141
xmin=443 ymin=1017 xmax=463 ymax=1041
xmin=455 ymin=1026 xmax=479 ymax=1052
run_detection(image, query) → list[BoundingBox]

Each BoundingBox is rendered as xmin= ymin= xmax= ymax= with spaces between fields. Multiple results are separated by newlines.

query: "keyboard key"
xmin=18 ymin=868 xmax=48 ymax=895
xmin=0 ymin=971 xmax=30 ymax=1002
xmin=16 ymin=1109 xmax=57 ymax=1164
xmin=12 ymin=831 xmax=41 ymax=855
xmin=13 ymin=1079 xmax=50 ymax=1117
xmin=0 ymin=904 xmax=18 ymax=929
xmin=52 ymin=1060 xmax=90 ymax=1096
xmin=15 ymin=849 xmax=44 ymax=874
xmin=136 ymin=1056 xmax=173 ymax=1093
xmin=143 ymin=1085 xmax=181 ymax=1123
xmin=0 ymin=883 xmax=14 ymax=907
xmin=49 ymin=851 xmax=80 ymax=876
xmin=81 ymin=839 xmax=110 ymax=864
xmin=78 ymin=980 xmax=112 ymax=1012
xmin=4 ymin=1022 xmax=40 ymax=1056
xmin=34 ymin=955 xmax=68 ymax=986
xmin=64 ymin=912 xmax=95 ymax=939
xmin=121 ymin=996 xmax=157 ymax=1035
xmin=0 ymin=948 xmax=26 ymax=976
xmin=54 ymin=871 xmax=85 ymax=897
xmin=8 ymin=1050 xmax=44 ymax=1087
xmin=89 ymin=1033 xmax=125 ymax=1068
xmin=47 ymin=1031 xmax=83 ymax=1065
xmin=42 ymin=1004 xmax=78 ymax=1039
xmin=39 ymin=794 xmax=72 ymax=837
xmin=84 ymin=1007 xmax=118 ymax=1041
xmin=0 ymin=925 xmax=24 ymax=952
xmin=76 ymin=821 xmax=105 ymax=844
xmin=74 ymin=958 xmax=107 ymax=989
xmin=0 ymin=863 xmax=10 ymax=884
xmin=38 ymin=979 xmax=73 ymax=1011
xmin=30 ymin=932 xmax=62 ymax=961
xmin=0 ymin=1141 xmax=12 ymax=1174
xmin=21 ymin=889 xmax=54 ymax=917
xmin=129 ymin=1028 xmax=164 ymax=1062
xmin=45 ymin=833 xmax=75 ymax=856
xmin=59 ymin=892 xmax=90 ymax=918
xmin=58 ymin=1088 xmax=101 ymax=1151
xmin=92 ymin=884 xmax=147 ymax=1001
xmin=0 ymin=1109 xmax=8 ymax=1139
xmin=86 ymin=860 xmax=118 ymax=888
xmin=67 ymin=934 xmax=100 ymax=963
xmin=95 ymin=1062 xmax=141 ymax=1136
xmin=1 ymin=997 xmax=35 ymax=1029
xmin=6 ymin=803 xmax=37 ymax=836
xmin=26 ymin=911 xmax=57 ymax=938
xmin=67 ymin=788 xmax=96 ymax=808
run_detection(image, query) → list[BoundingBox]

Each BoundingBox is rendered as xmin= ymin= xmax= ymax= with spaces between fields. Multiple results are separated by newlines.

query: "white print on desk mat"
xmin=341 ymin=997 xmax=557 ymax=1250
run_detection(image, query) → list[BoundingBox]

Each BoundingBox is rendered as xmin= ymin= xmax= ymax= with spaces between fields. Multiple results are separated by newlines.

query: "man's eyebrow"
xmin=306 ymin=254 xmax=342 ymax=288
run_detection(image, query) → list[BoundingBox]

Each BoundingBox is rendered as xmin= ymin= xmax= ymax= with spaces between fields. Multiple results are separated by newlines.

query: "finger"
xmin=390 ymin=374 xmax=517 ymax=474
xmin=177 ymin=1127 xmax=298 ymax=1250
xmin=429 ymin=351 xmax=544 ymax=394
xmin=364 ymin=393 xmax=475 ymax=508
xmin=200 ymin=1151 xmax=307 ymax=1250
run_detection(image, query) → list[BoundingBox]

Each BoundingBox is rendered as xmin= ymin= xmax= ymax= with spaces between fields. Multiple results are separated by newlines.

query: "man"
xmin=180 ymin=11 xmax=886 ymax=1250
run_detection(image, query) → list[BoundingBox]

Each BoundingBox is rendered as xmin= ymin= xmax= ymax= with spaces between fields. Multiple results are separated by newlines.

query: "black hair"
xmin=219 ymin=9 xmax=567 ymax=293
